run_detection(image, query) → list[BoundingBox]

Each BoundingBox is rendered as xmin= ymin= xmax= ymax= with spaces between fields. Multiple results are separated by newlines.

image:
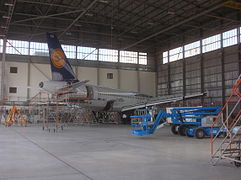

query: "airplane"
xmin=38 ymin=33 xmax=206 ymax=112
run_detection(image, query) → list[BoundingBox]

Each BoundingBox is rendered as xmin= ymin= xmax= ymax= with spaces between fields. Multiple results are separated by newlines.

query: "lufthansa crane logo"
xmin=51 ymin=49 xmax=66 ymax=68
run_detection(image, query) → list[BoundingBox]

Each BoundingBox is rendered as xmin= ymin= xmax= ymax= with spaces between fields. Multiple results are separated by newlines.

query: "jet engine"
xmin=39 ymin=80 xmax=67 ymax=93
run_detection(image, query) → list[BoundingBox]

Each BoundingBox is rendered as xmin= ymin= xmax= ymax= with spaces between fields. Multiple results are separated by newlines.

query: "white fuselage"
xmin=60 ymin=84 xmax=150 ymax=111
xmin=39 ymin=80 xmax=151 ymax=111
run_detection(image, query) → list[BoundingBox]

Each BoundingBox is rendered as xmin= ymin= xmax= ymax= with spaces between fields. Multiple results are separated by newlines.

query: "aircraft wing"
xmin=121 ymin=92 xmax=206 ymax=112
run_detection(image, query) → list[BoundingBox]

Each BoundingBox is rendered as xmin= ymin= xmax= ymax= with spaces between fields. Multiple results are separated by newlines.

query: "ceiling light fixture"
xmin=167 ymin=11 xmax=175 ymax=15
xmin=3 ymin=16 xmax=10 ymax=19
xmin=85 ymin=13 xmax=94 ymax=17
xmin=74 ymin=24 xmax=82 ymax=27
xmin=4 ymin=3 xmax=14 ymax=6
xmin=99 ymin=0 xmax=108 ymax=3
xmin=147 ymin=22 xmax=154 ymax=26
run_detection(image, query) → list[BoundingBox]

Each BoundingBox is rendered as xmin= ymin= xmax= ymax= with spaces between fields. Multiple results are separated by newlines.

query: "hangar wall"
xmin=157 ymin=44 xmax=240 ymax=106
xmin=0 ymin=55 xmax=156 ymax=101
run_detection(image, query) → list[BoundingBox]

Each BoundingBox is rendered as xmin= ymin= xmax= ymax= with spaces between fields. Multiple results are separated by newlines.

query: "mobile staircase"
xmin=210 ymin=74 xmax=241 ymax=167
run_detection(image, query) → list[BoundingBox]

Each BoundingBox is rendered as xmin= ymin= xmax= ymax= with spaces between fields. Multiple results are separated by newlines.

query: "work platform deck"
xmin=0 ymin=125 xmax=240 ymax=180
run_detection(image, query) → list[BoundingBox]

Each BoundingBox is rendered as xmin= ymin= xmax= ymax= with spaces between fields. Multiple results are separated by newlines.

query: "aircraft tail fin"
xmin=46 ymin=33 xmax=78 ymax=82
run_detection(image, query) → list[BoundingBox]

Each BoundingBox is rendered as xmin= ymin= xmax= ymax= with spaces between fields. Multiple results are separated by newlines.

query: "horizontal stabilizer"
xmin=16 ymin=85 xmax=42 ymax=90
xmin=57 ymin=80 xmax=89 ymax=92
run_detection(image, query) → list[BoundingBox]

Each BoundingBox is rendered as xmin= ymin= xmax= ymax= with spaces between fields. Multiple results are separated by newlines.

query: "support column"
xmin=137 ymin=52 xmax=141 ymax=93
xmin=237 ymin=23 xmax=241 ymax=113
xmin=220 ymin=31 xmax=225 ymax=106
xmin=237 ymin=12 xmax=241 ymax=76
xmin=27 ymin=41 xmax=30 ymax=100
xmin=155 ymin=51 xmax=158 ymax=97
xmin=167 ymin=50 xmax=171 ymax=95
xmin=75 ymin=46 xmax=78 ymax=79
xmin=1 ymin=38 xmax=7 ymax=100
xmin=97 ymin=48 xmax=100 ymax=86
xmin=117 ymin=50 xmax=120 ymax=89
xmin=182 ymin=36 xmax=186 ymax=98
xmin=200 ymin=30 xmax=204 ymax=106
xmin=237 ymin=12 xmax=241 ymax=110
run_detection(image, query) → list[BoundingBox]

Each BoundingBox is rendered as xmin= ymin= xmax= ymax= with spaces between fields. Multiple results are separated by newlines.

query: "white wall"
xmin=6 ymin=62 xmax=28 ymax=101
xmin=29 ymin=63 xmax=51 ymax=98
xmin=140 ymin=71 xmax=156 ymax=96
xmin=99 ymin=68 xmax=118 ymax=89
xmin=0 ymin=61 xmax=156 ymax=101
xmin=119 ymin=70 xmax=138 ymax=92
xmin=77 ymin=66 xmax=98 ymax=85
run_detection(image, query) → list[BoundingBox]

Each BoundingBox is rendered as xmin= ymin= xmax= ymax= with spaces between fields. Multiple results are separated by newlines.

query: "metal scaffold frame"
xmin=210 ymin=74 xmax=241 ymax=167
xmin=27 ymin=90 xmax=123 ymax=131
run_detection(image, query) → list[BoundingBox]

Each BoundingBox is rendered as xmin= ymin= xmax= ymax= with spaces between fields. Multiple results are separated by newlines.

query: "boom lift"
xmin=131 ymin=106 xmax=223 ymax=139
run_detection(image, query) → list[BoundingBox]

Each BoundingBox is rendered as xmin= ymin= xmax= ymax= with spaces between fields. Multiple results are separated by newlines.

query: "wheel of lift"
xmin=195 ymin=128 xmax=205 ymax=139
xmin=234 ymin=157 xmax=241 ymax=167
xmin=186 ymin=127 xmax=194 ymax=137
xmin=171 ymin=124 xmax=179 ymax=135
xmin=217 ymin=131 xmax=227 ymax=138
xmin=178 ymin=125 xmax=187 ymax=136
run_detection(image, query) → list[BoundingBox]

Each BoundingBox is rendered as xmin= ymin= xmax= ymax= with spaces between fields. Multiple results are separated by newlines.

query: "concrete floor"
xmin=0 ymin=125 xmax=240 ymax=180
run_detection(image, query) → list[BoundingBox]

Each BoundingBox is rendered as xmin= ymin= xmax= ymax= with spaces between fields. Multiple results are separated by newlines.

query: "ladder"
xmin=210 ymin=74 xmax=241 ymax=167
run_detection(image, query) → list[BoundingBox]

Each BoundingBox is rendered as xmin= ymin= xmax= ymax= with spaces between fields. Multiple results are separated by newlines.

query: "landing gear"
xmin=195 ymin=128 xmax=205 ymax=139
xmin=171 ymin=125 xmax=179 ymax=135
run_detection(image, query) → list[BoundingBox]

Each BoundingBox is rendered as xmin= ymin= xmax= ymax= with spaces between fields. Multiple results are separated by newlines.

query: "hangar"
xmin=0 ymin=0 xmax=241 ymax=179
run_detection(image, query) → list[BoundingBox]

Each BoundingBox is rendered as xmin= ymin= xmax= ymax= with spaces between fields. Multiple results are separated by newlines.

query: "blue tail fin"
xmin=46 ymin=33 xmax=78 ymax=82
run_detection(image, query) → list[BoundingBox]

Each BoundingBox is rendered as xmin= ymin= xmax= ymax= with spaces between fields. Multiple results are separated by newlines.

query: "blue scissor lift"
xmin=131 ymin=107 xmax=225 ymax=139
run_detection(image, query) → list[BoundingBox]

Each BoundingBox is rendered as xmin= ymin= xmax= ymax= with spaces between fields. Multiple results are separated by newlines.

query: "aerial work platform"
xmin=131 ymin=106 xmax=222 ymax=138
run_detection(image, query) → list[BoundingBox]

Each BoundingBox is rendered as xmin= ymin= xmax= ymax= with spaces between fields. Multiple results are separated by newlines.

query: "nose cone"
xmin=39 ymin=82 xmax=44 ymax=88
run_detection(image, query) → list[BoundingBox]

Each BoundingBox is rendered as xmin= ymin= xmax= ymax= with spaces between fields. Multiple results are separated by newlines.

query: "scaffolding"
xmin=4 ymin=106 xmax=27 ymax=127
xmin=27 ymin=90 xmax=101 ymax=130
xmin=95 ymin=111 xmax=122 ymax=124
xmin=210 ymin=74 xmax=241 ymax=167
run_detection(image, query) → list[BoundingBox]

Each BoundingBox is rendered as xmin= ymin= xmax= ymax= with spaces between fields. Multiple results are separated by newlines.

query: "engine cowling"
xmin=39 ymin=80 xmax=67 ymax=93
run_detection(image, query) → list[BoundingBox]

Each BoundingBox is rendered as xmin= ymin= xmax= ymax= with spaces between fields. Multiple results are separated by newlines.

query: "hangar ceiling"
xmin=0 ymin=0 xmax=240 ymax=51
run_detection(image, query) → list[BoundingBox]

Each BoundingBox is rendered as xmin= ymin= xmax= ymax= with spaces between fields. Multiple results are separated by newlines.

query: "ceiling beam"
xmin=205 ymin=14 xmax=241 ymax=23
xmin=122 ymin=2 xmax=223 ymax=50
xmin=17 ymin=0 xmax=79 ymax=9
xmin=59 ymin=0 xmax=99 ymax=38
xmin=2 ymin=0 xmax=17 ymax=37
xmin=11 ymin=9 xmax=85 ymax=24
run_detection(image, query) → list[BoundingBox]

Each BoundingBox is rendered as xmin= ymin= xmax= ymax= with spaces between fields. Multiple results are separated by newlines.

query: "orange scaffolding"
xmin=4 ymin=106 xmax=27 ymax=127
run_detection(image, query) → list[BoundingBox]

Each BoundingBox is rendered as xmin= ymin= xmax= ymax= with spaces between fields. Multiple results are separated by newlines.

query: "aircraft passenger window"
xmin=9 ymin=87 xmax=17 ymax=93
xmin=10 ymin=67 xmax=18 ymax=73
xmin=107 ymin=73 xmax=113 ymax=79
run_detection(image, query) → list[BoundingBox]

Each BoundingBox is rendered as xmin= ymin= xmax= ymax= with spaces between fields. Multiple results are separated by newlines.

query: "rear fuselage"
xmin=58 ymin=84 xmax=151 ymax=111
